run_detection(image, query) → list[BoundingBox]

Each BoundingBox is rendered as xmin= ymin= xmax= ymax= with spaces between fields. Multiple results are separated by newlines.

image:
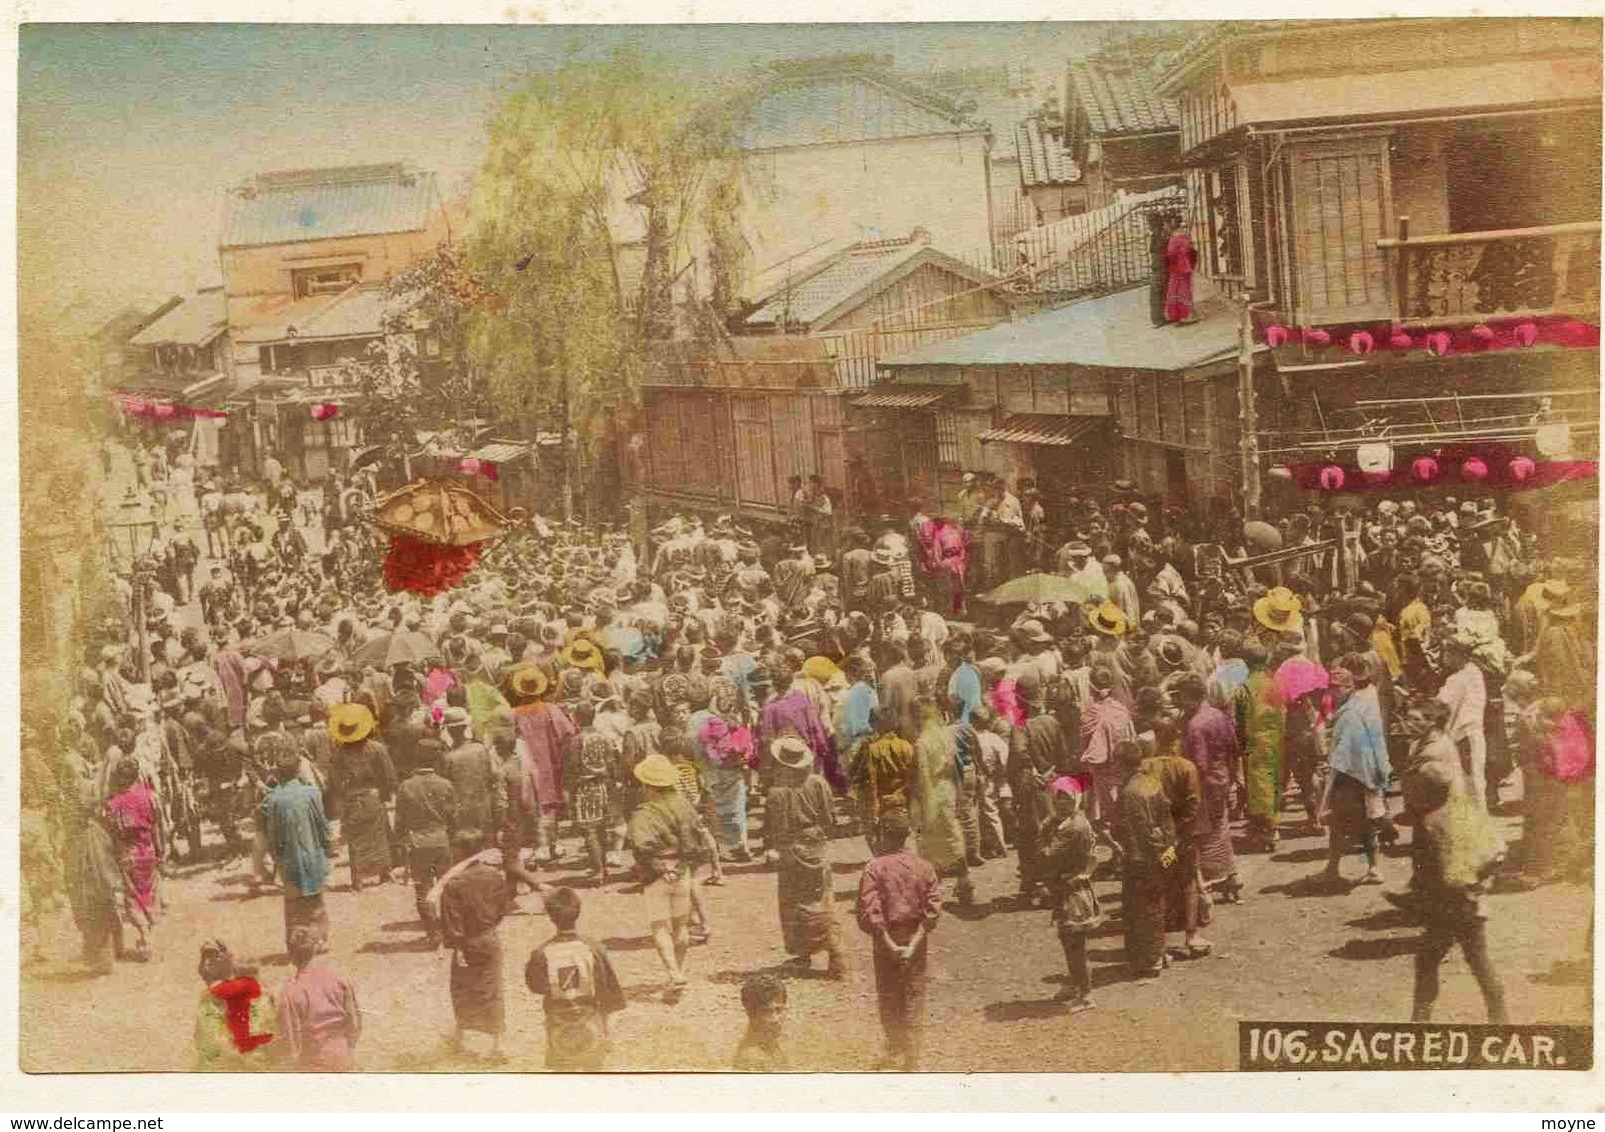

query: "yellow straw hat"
xmin=1087 ymin=601 xmax=1128 ymax=638
xmin=1253 ymin=586 xmax=1304 ymax=633
xmin=632 ymin=753 xmax=679 ymax=789
xmin=507 ymin=663 xmax=551 ymax=702
xmin=327 ymin=702 xmax=376 ymax=746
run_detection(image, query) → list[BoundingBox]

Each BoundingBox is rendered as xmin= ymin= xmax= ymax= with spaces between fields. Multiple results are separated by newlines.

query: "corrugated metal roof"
xmin=222 ymin=167 xmax=439 ymax=248
xmin=738 ymin=77 xmax=981 ymax=151
xmin=1070 ymin=62 xmax=1180 ymax=137
xmin=882 ymin=284 xmax=1255 ymax=372
xmin=1015 ymin=117 xmax=1081 ymax=187
xmin=130 ymin=289 xmax=227 ymax=347
xmin=851 ymin=388 xmax=951 ymax=409
xmin=978 ymin=413 xmax=1107 ymax=446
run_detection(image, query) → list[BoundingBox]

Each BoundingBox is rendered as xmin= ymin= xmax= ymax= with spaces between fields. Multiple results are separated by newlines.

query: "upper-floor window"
xmin=1205 ymin=166 xmax=1245 ymax=281
xmin=292 ymin=263 xmax=362 ymax=298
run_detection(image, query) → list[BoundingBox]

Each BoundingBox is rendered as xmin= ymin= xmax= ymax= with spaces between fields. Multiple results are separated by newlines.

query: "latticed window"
xmin=935 ymin=410 xmax=961 ymax=469
xmin=1207 ymin=165 xmax=1243 ymax=280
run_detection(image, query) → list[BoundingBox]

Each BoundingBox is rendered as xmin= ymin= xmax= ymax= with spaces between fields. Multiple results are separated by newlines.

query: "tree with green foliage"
xmin=466 ymin=47 xmax=751 ymax=519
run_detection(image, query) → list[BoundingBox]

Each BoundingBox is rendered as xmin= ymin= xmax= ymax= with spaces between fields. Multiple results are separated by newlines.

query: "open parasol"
xmin=1274 ymin=656 xmax=1330 ymax=703
xmin=978 ymin=572 xmax=1106 ymax=607
xmin=352 ymin=629 xmax=439 ymax=669
xmin=245 ymin=627 xmax=337 ymax=662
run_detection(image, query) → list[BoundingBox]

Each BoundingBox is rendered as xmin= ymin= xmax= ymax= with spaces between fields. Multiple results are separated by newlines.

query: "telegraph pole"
xmin=1237 ymin=293 xmax=1262 ymax=518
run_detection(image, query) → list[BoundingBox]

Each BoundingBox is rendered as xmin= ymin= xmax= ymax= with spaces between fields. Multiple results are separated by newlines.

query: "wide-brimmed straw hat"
xmin=632 ymin=753 xmax=679 ymax=789
xmin=507 ymin=663 xmax=551 ymax=701
xmin=770 ymin=734 xmax=814 ymax=771
xmin=1088 ymin=601 xmax=1127 ymax=637
xmin=327 ymin=702 xmax=376 ymax=745
xmin=1253 ymin=586 xmax=1304 ymax=633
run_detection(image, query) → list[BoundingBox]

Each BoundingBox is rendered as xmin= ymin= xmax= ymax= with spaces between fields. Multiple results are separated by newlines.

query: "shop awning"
xmin=977 ymin=413 xmax=1108 ymax=447
xmin=850 ymin=388 xmax=953 ymax=409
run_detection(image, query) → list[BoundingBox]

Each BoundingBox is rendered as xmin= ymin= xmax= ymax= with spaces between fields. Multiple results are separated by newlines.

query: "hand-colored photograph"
xmin=17 ymin=17 xmax=1599 ymax=1075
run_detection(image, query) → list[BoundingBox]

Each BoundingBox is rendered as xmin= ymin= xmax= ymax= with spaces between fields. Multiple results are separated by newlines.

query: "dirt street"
xmin=20 ymin=801 xmax=1593 ymax=1074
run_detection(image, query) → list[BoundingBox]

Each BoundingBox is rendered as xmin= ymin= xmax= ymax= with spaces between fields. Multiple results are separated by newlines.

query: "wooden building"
xmin=878 ymin=282 xmax=1252 ymax=516
xmin=1156 ymin=17 xmax=1602 ymax=519
xmin=218 ymin=163 xmax=457 ymax=480
xmin=633 ymin=232 xmax=1019 ymax=524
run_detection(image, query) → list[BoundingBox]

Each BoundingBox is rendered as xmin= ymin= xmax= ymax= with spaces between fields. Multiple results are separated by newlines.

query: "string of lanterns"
xmin=1260 ymin=314 xmax=1599 ymax=356
xmin=1270 ymin=443 xmax=1595 ymax=493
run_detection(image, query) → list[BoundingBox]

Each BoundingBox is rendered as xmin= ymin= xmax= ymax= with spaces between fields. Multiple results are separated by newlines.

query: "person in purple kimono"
xmin=502 ymin=664 xmax=579 ymax=864
xmin=756 ymin=654 xmax=846 ymax=794
xmin=1174 ymin=674 xmax=1243 ymax=902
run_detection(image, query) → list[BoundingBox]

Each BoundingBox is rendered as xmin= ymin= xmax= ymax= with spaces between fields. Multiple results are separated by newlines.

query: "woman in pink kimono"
xmin=104 ymin=757 xmax=163 ymax=961
xmin=1164 ymin=216 xmax=1199 ymax=324
xmin=503 ymin=664 xmax=578 ymax=863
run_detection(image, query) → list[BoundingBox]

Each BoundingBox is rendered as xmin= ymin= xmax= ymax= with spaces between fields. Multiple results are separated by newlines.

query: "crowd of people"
xmin=38 ymin=428 xmax=1598 ymax=1069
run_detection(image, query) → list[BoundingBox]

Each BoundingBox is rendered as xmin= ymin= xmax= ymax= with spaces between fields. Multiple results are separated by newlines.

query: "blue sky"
xmin=19 ymin=22 xmax=1175 ymax=327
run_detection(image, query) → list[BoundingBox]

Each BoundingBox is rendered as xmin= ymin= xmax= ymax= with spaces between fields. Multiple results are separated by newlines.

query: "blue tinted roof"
xmin=222 ymin=165 xmax=438 ymax=248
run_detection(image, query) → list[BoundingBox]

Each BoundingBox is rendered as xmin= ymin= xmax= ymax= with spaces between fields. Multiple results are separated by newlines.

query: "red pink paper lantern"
xmin=311 ymin=402 xmax=339 ymax=421
xmin=1348 ymin=331 xmax=1375 ymax=355
xmin=1426 ymin=331 xmax=1453 ymax=356
xmin=1513 ymin=322 xmax=1540 ymax=348
xmin=1303 ymin=328 xmax=1331 ymax=348
xmin=1411 ymin=456 xmax=1440 ymax=483
xmin=1318 ymin=465 xmax=1346 ymax=491
xmin=1265 ymin=325 xmax=1290 ymax=347
xmin=1461 ymin=456 xmax=1488 ymax=482
xmin=1508 ymin=456 xmax=1536 ymax=482
xmin=1389 ymin=330 xmax=1414 ymax=350
xmin=1470 ymin=324 xmax=1496 ymax=345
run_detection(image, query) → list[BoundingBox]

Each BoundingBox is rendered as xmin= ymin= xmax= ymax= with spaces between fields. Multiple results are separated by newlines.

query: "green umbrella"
xmin=978 ymin=572 xmax=1105 ymax=607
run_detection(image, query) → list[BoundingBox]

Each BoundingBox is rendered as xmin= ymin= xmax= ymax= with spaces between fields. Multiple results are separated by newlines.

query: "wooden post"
xmin=1237 ymin=294 xmax=1262 ymax=518
xmin=1393 ymin=215 xmax=1410 ymax=321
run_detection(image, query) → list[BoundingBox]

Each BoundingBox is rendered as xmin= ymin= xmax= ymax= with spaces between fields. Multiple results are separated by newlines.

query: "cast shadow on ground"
xmin=600 ymin=935 xmax=657 ymax=952
xmin=1346 ymin=907 xmax=1417 ymax=932
xmin=29 ymin=966 xmax=112 ymax=984
xmin=1327 ymin=935 xmax=1418 ymax=961
xmin=707 ymin=962 xmax=836 ymax=986
xmin=1530 ymin=958 xmax=1591 ymax=987
xmin=358 ymin=936 xmax=441 ymax=955
xmin=1269 ymin=847 xmax=1330 ymax=865
xmin=1260 ymin=873 xmax=1350 ymax=899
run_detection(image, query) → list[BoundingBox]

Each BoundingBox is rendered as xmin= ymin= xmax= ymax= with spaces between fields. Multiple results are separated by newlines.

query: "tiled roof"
xmin=296 ymin=285 xmax=392 ymax=341
xmin=747 ymin=241 xmax=924 ymax=327
xmin=222 ymin=164 xmax=439 ymax=249
xmin=745 ymin=238 xmax=1000 ymax=331
xmin=1014 ymin=117 xmax=1081 ymax=187
xmin=737 ymin=66 xmax=984 ymax=151
xmin=1069 ymin=62 xmax=1181 ymax=137
xmin=230 ymin=285 xmax=398 ymax=345
xmin=229 ymin=293 xmax=337 ymax=345
xmin=130 ymin=289 xmax=227 ymax=347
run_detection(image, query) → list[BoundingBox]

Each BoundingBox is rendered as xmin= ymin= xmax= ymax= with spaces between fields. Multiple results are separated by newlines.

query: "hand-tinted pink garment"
xmin=512 ymin=702 xmax=578 ymax=818
xmin=276 ymin=961 xmax=361 ymax=1070
xmin=1164 ymin=232 xmax=1197 ymax=322
xmin=105 ymin=783 xmax=159 ymax=917
xmin=422 ymin=665 xmax=458 ymax=704
xmin=212 ymin=648 xmax=248 ymax=729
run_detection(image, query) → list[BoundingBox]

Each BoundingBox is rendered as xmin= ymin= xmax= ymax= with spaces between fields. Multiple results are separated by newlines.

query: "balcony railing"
xmin=1379 ymin=219 xmax=1602 ymax=326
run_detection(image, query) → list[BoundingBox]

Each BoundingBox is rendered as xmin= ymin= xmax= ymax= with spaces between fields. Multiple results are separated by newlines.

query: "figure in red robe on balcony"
xmin=1164 ymin=214 xmax=1199 ymax=325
